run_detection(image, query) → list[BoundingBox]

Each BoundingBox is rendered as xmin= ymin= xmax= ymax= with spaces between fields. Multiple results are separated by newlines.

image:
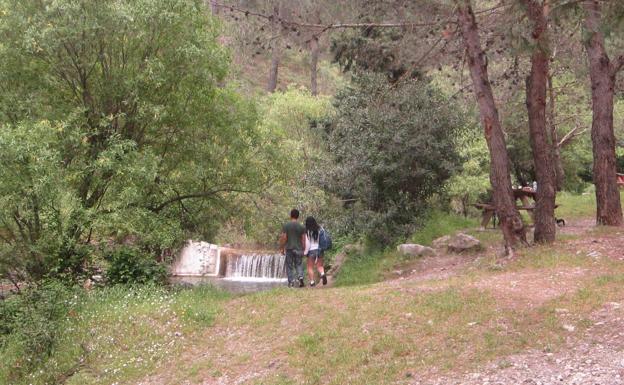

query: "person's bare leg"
xmin=317 ymin=257 xmax=327 ymax=285
xmin=307 ymin=257 xmax=315 ymax=283
xmin=316 ymin=257 xmax=325 ymax=276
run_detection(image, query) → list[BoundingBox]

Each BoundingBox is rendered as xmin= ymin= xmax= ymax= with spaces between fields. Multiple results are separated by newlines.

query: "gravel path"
xmin=416 ymin=303 xmax=624 ymax=385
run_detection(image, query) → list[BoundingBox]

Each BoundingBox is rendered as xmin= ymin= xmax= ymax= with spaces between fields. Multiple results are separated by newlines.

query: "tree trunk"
xmin=267 ymin=4 xmax=282 ymax=93
xmin=310 ymin=36 xmax=319 ymax=96
xmin=547 ymin=75 xmax=565 ymax=191
xmin=456 ymin=0 xmax=527 ymax=253
xmin=309 ymin=9 xmax=321 ymax=96
xmin=582 ymin=0 xmax=623 ymax=226
xmin=267 ymin=46 xmax=281 ymax=93
xmin=523 ymin=0 xmax=557 ymax=243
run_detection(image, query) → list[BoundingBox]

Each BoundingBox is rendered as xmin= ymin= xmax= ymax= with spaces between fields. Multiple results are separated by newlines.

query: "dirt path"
xmin=418 ymin=302 xmax=624 ymax=385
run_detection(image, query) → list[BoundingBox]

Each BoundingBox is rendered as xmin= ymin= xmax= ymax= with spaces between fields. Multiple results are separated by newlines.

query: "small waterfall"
xmin=225 ymin=253 xmax=286 ymax=281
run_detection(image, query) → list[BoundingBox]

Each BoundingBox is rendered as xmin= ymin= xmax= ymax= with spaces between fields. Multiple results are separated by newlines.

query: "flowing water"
xmin=225 ymin=253 xmax=286 ymax=280
xmin=170 ymin=276 xmax=285 ymax=294
xmin=171 ymin=253 xmax=287 ymax=293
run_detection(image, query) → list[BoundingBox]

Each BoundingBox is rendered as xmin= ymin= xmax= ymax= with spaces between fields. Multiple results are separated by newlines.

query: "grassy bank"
xmin=0 ymin=283 xmax=230 ymax=385
xmin=334 ymin=211 xmax=477 ymax=287
xmin=154 ymin=247 xmax=624 ymax=385
xmin=410 ymin=211 xmax=477 ymax=246
xmin=7 ymin=198 xmax=624 ymax=385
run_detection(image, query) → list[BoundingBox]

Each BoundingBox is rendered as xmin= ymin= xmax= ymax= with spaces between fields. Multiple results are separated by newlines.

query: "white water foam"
xmin=225 ymin=253 xmax=286 ymax=280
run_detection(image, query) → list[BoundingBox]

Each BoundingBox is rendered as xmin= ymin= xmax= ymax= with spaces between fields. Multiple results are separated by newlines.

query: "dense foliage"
xmin=215 ymin=87 xmax=340 ymax=244
xmin=0 ymin=281 xmax=80 ymax=383
xmin=105 ymin=247 xmax=167 ymax=285
xmin=325 ymin=73 xmax=466 ymax=242
xmin=0 ymin=0 xmax=277 ymax=282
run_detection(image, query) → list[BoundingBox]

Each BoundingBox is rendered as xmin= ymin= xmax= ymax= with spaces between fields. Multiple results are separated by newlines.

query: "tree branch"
xmin=612 ymin=54 xmax=624 ymax=75
xmin=558 ymin=124 xmax=587 ymax=148
xmin=214 ymin=2 xmax=452 ymax=32
xmin=150 ymin=188 xmax=257 ymax=213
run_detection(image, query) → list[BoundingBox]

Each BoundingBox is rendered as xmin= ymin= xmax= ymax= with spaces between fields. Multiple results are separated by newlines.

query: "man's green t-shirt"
xmin=282 ymin=221 xmax=305 ymax=251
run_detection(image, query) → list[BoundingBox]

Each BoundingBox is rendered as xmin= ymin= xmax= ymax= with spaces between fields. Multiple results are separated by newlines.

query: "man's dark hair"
xmin=290 ymin=209 xmax=300 ymax=219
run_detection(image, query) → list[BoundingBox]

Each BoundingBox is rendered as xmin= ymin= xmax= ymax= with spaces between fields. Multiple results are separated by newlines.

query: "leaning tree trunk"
xmin=456 ymin=0 xmax=527 ymax=253
xmin=582 ymin=0 xmax=623 ymax=226
xmin=267 ymin=4 xmax=282 ymax=93
xmin=523 ymin=0 xmax=557 ymax=243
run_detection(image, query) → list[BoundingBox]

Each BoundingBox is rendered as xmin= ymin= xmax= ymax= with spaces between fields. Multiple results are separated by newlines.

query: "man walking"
xmin=280 ymin=209 xmax=306 ymax=287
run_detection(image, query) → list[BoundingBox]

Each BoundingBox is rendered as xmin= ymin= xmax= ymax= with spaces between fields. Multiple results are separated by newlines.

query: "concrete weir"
xmin=172 ymin=241 xmax=285 ymax=281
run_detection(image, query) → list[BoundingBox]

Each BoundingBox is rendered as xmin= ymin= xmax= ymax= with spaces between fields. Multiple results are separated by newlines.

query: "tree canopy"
xmin=326 ymin=72 xmax=467 ymax=241
xmin=0 ymin=0 xmax=277 ymax=281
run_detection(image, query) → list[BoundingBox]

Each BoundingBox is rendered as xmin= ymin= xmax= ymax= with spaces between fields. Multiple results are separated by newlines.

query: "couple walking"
xmin=280 ymin=209 xmax=328 ymax=288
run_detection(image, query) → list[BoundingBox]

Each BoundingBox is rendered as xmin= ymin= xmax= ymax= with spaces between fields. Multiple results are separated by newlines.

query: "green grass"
xmin=555 ymin=191 xmax=597 ymax=219
xmin=240 ymin=270 xmax=624 ymax=385
xmin=411 ymin=210 xmax=478 ymax=246
xmin=554 ymin=190 xmax=624 ymax=220
xmin=334 ymin=211 xmax=478 ymax=287
xmin=9 ymin=246 xmax=624 ymax=385
xmin=509 ymin=246 xmax=597 ymax=270
xmin=0 ymin=284 xmax=230 ymax=385
xmin=333 ymin=249 xmax=399 ymax=287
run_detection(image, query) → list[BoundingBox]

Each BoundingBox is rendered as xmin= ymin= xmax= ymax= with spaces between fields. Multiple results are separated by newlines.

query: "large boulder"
xmin=432 ymin=235 xmax=451 ymax=249
xmin=397 ymin=244 xmax=435 ymax=258
xmin=447 ymin=233 xmax=482 ymax=253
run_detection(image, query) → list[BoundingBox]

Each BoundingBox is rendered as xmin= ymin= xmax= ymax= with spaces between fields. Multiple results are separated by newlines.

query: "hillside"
xmin=18 ymin=193 xmax=622 ymax=385
xmin=137 ymin=205 xmax=624 ymax=385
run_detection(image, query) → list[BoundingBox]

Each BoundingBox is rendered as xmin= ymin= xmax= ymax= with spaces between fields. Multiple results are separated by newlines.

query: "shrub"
xmin=105 ymin=247 xmax=167 ymax=285
xmin=0 ymin=281 xmax=81 ymax=382
xmin=325 ymin=72 xmax=468 ymax=243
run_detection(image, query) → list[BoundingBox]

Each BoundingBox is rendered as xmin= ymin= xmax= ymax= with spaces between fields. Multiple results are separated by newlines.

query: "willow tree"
xmin=0 ymin=0 xmax=276 ymax=281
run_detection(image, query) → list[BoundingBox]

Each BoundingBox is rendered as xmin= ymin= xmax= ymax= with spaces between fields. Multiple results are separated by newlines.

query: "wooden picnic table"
xmin=475 ymin=188 xmax=558 ymax=228
xmin=474 ymin=203 xmax=534 ymax=228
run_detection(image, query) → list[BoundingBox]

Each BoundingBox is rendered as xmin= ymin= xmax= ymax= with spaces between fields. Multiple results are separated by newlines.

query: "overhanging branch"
xmin=150 ymin=187 xmax=257 ymax=213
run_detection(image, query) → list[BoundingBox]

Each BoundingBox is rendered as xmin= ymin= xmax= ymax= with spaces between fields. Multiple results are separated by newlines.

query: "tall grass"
xmin=410 ymin=210 xmax=477 ymax=245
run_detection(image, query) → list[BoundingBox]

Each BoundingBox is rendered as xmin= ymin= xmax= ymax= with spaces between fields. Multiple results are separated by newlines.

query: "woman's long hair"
xmin=305 ymin=216 xmax=320 ymax=241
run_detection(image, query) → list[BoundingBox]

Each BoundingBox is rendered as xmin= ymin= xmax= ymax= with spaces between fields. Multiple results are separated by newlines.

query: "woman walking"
xmin=304 ymin=216 xmax=328 ymax=287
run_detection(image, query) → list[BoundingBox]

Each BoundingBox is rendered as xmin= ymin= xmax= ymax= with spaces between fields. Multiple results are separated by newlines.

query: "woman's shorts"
xmin=307 ymin=249 xmax=324 ymax=261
